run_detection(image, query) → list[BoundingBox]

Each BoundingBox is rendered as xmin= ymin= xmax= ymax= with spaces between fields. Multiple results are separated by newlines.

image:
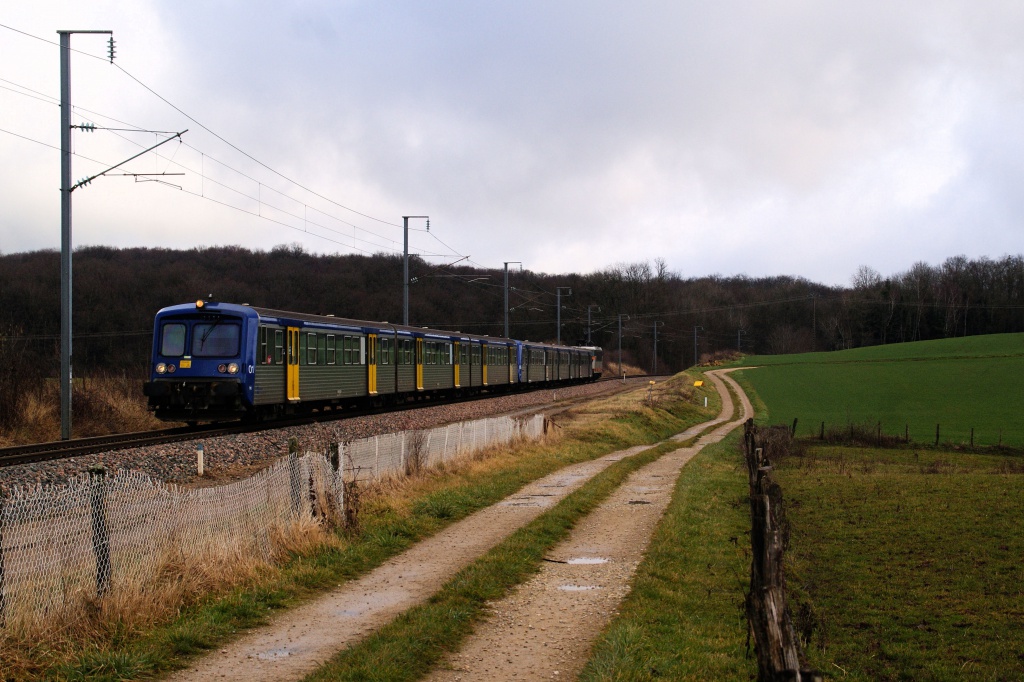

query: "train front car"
xmin=143 ymin=301 xmax=258 ymax=422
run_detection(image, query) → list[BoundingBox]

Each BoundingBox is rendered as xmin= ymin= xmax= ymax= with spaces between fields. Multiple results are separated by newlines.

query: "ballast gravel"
xmin=0 ymin=378 xmax=648 ymax=495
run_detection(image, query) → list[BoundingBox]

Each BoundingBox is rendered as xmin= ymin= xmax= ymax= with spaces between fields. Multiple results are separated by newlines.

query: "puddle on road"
xmin=627 ymin=500 xmax=652 ymax=505
xmin=567 ymin=557 xmax=608 ymax=565
xmin=256 ymin=647 xmax=294 ymax=660
xmin=335 ymin=609 xmax=362 ymax=617
xmin=558 ymin=584 xmax=600 ymax=592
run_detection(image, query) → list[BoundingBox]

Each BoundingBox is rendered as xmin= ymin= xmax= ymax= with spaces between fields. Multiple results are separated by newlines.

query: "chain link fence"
xmin=0 ymin=412 xmax=544 ymax=630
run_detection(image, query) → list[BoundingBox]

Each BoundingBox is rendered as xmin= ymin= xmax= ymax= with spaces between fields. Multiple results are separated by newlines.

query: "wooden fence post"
xmin=0 ymin=498 xmax=5 ymax=622
xmin=89 ymin=465 xmax=111 ymax=598
xmin=287 ymin=438 xmax=302 ymax=515
xmin=742 ymin=422 xmax=821 ymax=681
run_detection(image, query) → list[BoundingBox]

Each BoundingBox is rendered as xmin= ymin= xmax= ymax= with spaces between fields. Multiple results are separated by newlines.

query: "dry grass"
xmin=603 ymin=359 xmax=648 ymax=378
xmin=1 ymin=374 xmax=167 ymax=445
xmin=0 ymin=514 xmax=330 ymax=681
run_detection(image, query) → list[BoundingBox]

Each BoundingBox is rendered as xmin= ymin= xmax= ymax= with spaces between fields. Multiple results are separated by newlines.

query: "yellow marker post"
xmin=693 ymin=380 xmax=704 ymax=387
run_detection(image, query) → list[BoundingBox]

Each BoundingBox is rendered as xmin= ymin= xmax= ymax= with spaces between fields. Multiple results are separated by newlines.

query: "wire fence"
xmin=0 ymin=412 xmax=544 ymax=630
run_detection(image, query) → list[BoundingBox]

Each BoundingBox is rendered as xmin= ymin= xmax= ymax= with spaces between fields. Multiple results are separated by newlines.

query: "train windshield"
xmin=160 ymin=323 xmax=186 ymax=356
xmin=193 ymin=321 xmax=241 ymax=357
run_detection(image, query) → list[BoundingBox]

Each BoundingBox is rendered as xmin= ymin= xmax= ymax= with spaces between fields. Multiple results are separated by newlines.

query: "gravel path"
xmin=423 ymin=369 xmax=753 ymax=681
xmin=0 ymin=379 xmax=646 ymax=495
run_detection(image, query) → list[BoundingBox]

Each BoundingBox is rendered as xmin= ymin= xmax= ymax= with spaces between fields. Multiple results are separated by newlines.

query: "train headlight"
xmin=227 ymin=363 xmax=240 ymax=374
xmin=217 ymin=364 xmax=227 ymax=373
xmin=167 ymin=364 xmax=176 ymax=373
xmin=156 ymin=363 xmax=167 ymax=374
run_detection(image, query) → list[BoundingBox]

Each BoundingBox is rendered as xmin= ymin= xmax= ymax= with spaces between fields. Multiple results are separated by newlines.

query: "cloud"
xmin=2 ymin=1 xmax=1023 ymax=285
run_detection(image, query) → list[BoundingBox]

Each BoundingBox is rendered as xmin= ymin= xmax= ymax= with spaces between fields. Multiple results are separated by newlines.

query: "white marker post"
xmin=197 ymin=443 xmax=205 ymax=477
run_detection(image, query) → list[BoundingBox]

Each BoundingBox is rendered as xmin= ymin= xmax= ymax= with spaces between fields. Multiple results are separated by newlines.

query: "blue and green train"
xmin=143 ymin=301 xmax=604 ymax=422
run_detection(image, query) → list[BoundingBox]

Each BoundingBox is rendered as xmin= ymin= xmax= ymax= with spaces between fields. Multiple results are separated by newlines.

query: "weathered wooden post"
xmin=0 ymin=497 xmax=5 ymax=622
xmin=935 ymin=423 xmax=940 ymax=446
xmin=288 ymin=437 xmax=302 ymax=514
xmin=89 ymin=465 xmax=111 ymax=597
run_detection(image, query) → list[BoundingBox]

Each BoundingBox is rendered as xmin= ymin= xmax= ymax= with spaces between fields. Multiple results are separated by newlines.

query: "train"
xmin=142 ymin=300 xmax=604 ymax=423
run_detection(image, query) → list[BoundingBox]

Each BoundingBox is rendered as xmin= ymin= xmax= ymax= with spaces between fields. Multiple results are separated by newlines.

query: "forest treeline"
xmin=1 ymin=246 xmax=1022 ymax=381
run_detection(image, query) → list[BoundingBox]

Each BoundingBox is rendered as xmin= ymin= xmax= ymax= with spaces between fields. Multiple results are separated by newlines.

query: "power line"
xmin=0 ymin=22 xmax=405 ymax=230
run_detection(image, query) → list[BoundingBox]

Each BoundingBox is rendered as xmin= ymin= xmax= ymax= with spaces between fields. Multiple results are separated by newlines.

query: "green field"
xmin=777 ymin=446 xmax=1024 ymax=680
xmin=734 ymin=334 xmax=1024 ymax=679
xmin=735 ymin=333 xmax=1024 ymax=447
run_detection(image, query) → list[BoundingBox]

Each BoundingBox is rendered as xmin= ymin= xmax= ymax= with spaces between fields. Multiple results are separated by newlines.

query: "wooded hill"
xmin=1 ymin=246 xmax=1022 ymax=378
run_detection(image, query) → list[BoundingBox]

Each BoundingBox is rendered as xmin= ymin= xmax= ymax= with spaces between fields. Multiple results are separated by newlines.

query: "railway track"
xmin=0 ymin=375 xmax=669 ymax=469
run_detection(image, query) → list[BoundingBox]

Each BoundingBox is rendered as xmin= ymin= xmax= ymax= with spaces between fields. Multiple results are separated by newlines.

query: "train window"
xmin=274 ymin=330 xmax=284 ymax=364
xmin=160 ymin=323 xmax=186 ymax=357
xmin=317 ymin=334 xmax=327 ymax=365
xmin=341 ymin=336 xmax=351 ymax=365
xmin=344 ymin=335 xmax=360 ymax=365
xmin=193 ymin=322 xmax=240 ymax=357
xmin=460 ymin=344 xmax=468 ymax=365
xmin=379 ymin=337 xmax=389 ymax=365
xmin=326 ymin=335 xmax=336 ymax=365
xmin=307 ymin=333 xmax=318 ymax=365
xmin=258 ymin=327 xmax=268 ymax=365
xmin=402 ymin=338 xmax=414 ymax=365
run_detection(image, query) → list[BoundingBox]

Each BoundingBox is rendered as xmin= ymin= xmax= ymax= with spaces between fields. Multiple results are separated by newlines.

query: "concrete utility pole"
xmin=587 ymin=305 xmax=600 ymax=345
xmin=59 ymin=29 xmax=113 ymax=441
xmin=653 ymin=321 xmax=663 ymax=374
xmin=555 ymin=287 xmax=571 ymax=345
xmin=618 ymin=314 xmax=629 ymax=378
xmin=402 ymin=216 xmax=428 ymax=326
xmin=504 ymin=261 xmax=521 ymax=338
xmin=693 ymin=325 xmax=704 ymax=368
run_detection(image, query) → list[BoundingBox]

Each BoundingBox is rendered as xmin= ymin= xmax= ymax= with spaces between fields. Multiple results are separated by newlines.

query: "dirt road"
xmin=166 ymin=370 xmax=751 ymax=682
xmin=423 ymin=369 xmax=752 ymax=681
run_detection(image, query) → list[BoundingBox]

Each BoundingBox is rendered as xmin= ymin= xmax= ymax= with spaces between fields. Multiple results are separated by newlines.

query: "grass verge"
xmin=779 ymin=445 xmax=1024 ymax=680
xmin=26 ymin=373 xmax=716 ymax=681
xmin=578 ymin=427 xmax=755 ymax=681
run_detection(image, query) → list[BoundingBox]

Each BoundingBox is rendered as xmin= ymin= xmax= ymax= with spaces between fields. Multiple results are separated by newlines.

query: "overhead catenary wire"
xmin=0 ymin=22 xmax=404 ymax=231
xmin=1 ymin=24 xmax=493 ymax=276
xmin=0 ymin=74 xmax=476 ymax=261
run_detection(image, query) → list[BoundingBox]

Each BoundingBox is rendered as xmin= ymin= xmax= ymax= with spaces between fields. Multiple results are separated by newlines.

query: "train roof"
xmin=154 ymin=301 xmax=588 ymax=351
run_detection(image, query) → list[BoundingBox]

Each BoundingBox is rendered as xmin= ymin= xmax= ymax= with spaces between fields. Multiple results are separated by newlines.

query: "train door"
xmin=416 ymin=338 xmax=424 ymax=390
xmin=454 ymin=341 xmax=461 ymax=387
xmin=286 ymin=327 xmax=300 ymax=401
xmin=482 ymin=343 xmax=488 ymax=385
xmin=367 ymin=334 xmax=378 ymax=394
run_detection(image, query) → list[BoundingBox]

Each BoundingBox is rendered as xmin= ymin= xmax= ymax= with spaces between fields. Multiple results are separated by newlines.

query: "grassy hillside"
xmin=734 ymin=333 xmax=1024 ymax=447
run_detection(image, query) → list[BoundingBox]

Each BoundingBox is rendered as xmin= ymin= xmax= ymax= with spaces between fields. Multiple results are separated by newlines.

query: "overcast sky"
xmin=2 ymin=1 xmax=1022 ymax=285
